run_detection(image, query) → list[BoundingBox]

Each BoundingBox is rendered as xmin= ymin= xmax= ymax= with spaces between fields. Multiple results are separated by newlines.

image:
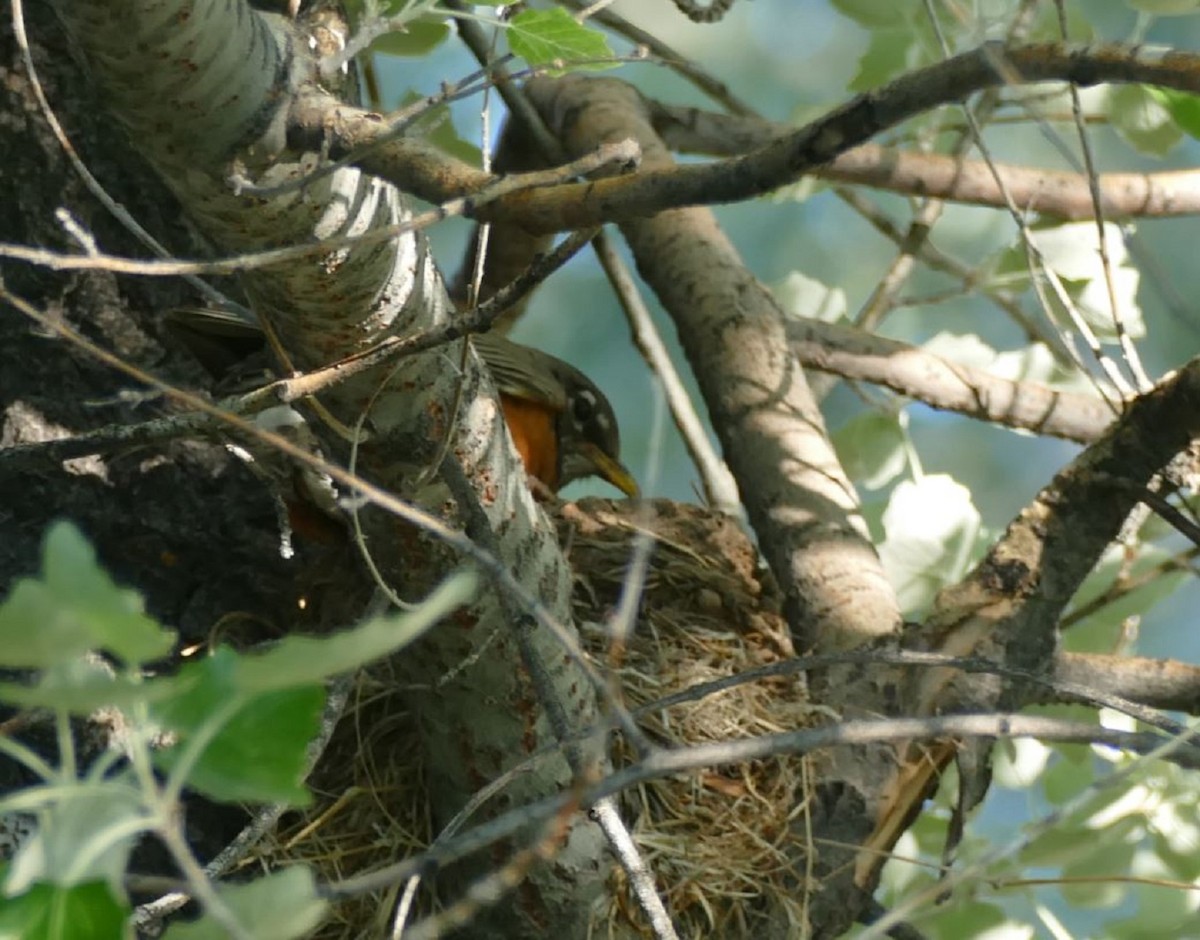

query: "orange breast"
xmin=499 ymin=393 xmax=560 ymax=490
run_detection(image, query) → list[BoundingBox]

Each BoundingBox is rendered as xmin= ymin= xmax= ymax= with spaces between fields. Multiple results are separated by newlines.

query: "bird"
xmin=165 ymin=307 xmax=638 ymax=498
xmin=472 ymin=331 xmax=637 ymax=497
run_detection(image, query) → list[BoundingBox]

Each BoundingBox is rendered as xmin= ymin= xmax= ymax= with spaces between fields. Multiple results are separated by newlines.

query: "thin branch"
xmin=785 ymin=316 xmax=1114 ymax=443
xmin=592 ymin=231 xmax=740 ymax=512
xmin=0 ymin=227 xmax=599 ymax=472
xmin=1054 ymin=0 xmax=1152 ymax=392
xmin=560 ymin=0 xmax=755 ymax=116
xmin=321 ymin=711 xmax=1199 ymax=902
xmin=471 ymin=43 xmax=1200 ymax=234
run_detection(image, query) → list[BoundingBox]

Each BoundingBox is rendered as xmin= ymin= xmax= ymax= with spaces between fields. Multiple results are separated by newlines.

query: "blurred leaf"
xmin=1064 ymin=544 xmax=1186 ymax=654
xmin=234 ymin=570 xmax=475 ymax=692
xmin=830 ymin=0 xmax=921 ymax=27
xmin=1031 ymin=222 xmax=1144 ymax=340
xmin=1039 ymin=747 xmax=1095 ymax=806
xmin=847 ymin=28 xmax=917 ymax=91
xmin=163 ymin=867 xmax=326 ymax=940
xmin=920 ymin=900 xmax=1012 ymax=938
xmin=1147 ymin=86 xmax=1200 ymax=140
xmin=0 ymin=522 xmax=174 ymax=668
xmin=395 ymin=90 xmax=481 ymax=166
xmin=0 ymin=657 xmax=187 ymax=714
xmin=1060 ymin=839 xmax=1135 ymax=908
xmin=151 ymin=650 xmax=323 ymax=806
xmin=923 ymin=333 xmax=1081 ymax=390
xmin=4 ymin=784 xmax=145 ymax=894
xmin=774 ymin=270 xmax=847 ymax=323
xmin=370 ymin=19 xmax=449 ymax=57
xmin=991 ymin=737 xmax=1053 ymax=791
xmin=833 ymin=411 xmax=908 ymax=491
xmin=921 ymin=332 xmax=999 ymax=370
xmin=507 ymin=8 xmax=614 ymax=70
xmin=1107 ymin=84 xmax=1183 ymax=156
xmin=0 ymin=881 xmax=128 ymax=940
xmin=879 ymin=474 xmax=981 ymax=616
xmin=1021 ymin=812 xmax=1135 ymax=870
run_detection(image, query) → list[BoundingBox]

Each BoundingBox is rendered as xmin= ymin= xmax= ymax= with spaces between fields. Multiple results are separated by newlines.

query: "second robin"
xmin=166 ymin=308 xmax=638 ymax=497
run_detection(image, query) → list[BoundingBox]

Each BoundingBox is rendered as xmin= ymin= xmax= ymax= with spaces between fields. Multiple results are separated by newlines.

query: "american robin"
xmin=472 ymin=332 xmax=637 ymax=497
xmin=166 ymin=308 xmax=638 ymax=497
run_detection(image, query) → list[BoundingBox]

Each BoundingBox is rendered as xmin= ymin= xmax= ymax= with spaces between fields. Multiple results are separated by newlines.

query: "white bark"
xmin=48 ymin=1 xmax=609 ymax=932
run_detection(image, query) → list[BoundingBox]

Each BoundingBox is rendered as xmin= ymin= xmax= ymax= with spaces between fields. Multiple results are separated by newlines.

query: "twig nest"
xmin=557 ymin=498 xmax=818 ymax=937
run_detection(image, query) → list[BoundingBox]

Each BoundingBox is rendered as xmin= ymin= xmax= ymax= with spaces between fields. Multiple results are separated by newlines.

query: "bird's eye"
xmin=571 ymin=389 xmax=597 ymax=426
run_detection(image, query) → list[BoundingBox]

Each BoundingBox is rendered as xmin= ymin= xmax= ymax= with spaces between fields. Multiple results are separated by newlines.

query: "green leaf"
xmin=395 ymin=90 xmax=481 ymax=166
xmin=1147 ymin=86 xmax=1200 ymax=140
xmin=233 ymin=569 xmax=476 ymax=692
xmin=1039 ymin=746 xmax=1096 ymax=806
xmin=369 ymin=19 xmax=450 ymax=58
xmin=830 ymin=0 xmax=921 ymax=27
xmin=1107 ymin=84 xmax=1183 ymax=157
xmin=0 ymin=657 xmax=188 ymax=714
xmin=833 ymin=412 xmax=908 ymax=491
xmin=847 ymin=28 xmax=919 ymax=92
xmin=4 ymin=783 xmax=146 ymax=893
xmin=148 ymin=573 xmax=470 ymax=803
xmin=163 ymin=867 xmax=326 ymax=940
xmin=0 ymin=881 xmax=129 ymax=940
xmin=1060 ymin=838 xmax=1135 ymax=908
xmin=920 ymin=901 xmax=1011 ymax=938
xmin=0 ymin=522 xmax=174 ymax=668
xmin=507 ymin=8 xmax=614 ymax=71
xmin=1065 ymin=544 xmax=1187 ymax=654
xmin=152 ymin=649 xmax=323 ymax=805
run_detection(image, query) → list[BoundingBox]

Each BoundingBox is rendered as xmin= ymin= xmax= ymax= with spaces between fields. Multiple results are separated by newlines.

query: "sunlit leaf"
xmin=879 ymin=475 xmax=982 ymax=616
xmin=1147 ymin=86 xmax=1200 ymax=140
xmin=507 ymin=8 xmax=614 ymax=71
xmin=774 ymin=270 xmax=847 ymax=323
xmin=1107 ymin=84 xmax=1183 ymax=157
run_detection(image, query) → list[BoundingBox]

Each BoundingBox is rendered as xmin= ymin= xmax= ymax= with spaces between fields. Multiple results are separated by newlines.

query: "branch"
xmin=653 ymin=105 xmax=1200 ymax=221
xmin=323 ymin=711 xmax=1200 ymax=902
xmin=786 ymin=317 xmax=1115 ymax=442
xmin=1054 ymin=651 xmax=1200 ymax=713
xmin=863 ymin=359 xmax=1200 ymax=888
xmin=475 ymin=43 xmax=1200 ymax=233
xmin=926 ymin=359 xmax=1200 ymax=686
xmin=274 ymin=43 xmax=1200 ymax=236
xmin=524 ymin=73 xmax=902 ymax=654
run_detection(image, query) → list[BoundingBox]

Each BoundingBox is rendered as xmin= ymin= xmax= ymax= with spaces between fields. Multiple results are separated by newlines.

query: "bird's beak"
xmin=581 ymin=443 xmax=639 ymax=498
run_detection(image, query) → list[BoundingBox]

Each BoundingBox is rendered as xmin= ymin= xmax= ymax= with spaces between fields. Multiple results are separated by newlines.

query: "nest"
xmin=254 ymin=498 xmax=817 ymax=938
xmin=561 ymin=499 xmax=818 ymax=937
